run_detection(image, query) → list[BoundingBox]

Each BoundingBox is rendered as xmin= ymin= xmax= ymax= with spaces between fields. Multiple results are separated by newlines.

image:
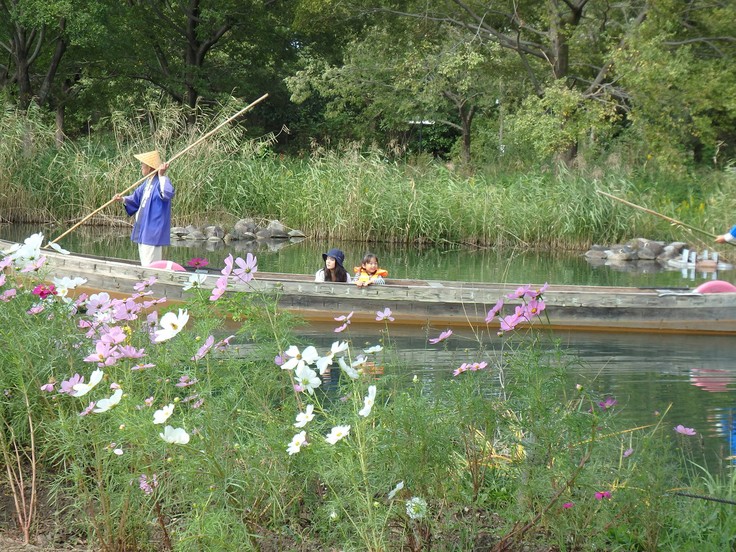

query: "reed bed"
xmin=2 ymin=103 xmax=733 ymax=248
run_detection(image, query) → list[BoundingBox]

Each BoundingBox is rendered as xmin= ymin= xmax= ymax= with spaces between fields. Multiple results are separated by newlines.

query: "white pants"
xmin=138 ymin=244 xmax=163 ymax=267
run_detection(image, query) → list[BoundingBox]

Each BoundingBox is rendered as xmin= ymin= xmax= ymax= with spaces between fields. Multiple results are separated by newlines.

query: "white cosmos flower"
xmin=358 ymin=385 xmax=377 ymax=417
xmin=287 ymin=431 xmax=308 ymax=455
xmin=316 ymin=341 xmax=350 ymax=375
xmin=363 ymin=345 xmax=383 ymax=354
xmin=337 ymin=357 xmax=360 ymax=380
xmin=153 ymin=403 xmax=175 ymax=424
xmin=295 ymin=364 xmax=321 ymax=395
xmin=6 ymin=233 xmax=44 ymax=266
xmin=325 ymin=425 xmax=350 ymax=445
xmin=72 ymin=368 xmax=104 ymax=397
xmin=388 ymin=481 xmax=404 ymax=500
xmin=159 ymin=425 xmax=190 ymax=445
xmin=53 ymin=276 xmax=87 ymax=297
xmin=47 ymin=242 xmax=70 ymax=255
xmin=154 ymin=309 xmax=190 ymax=343
xmin=183 ymin=273 xmax=207 ymax=291
xmin=294 ymin=404 xmax=315 ymax=428
xmin=93 ymin=388 xmax=123 ymax=413
xmin=281 ymin=345 xmax=319 ymax=371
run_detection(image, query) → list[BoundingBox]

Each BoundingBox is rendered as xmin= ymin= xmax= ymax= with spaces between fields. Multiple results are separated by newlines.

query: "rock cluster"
xmin=171 ymin=218 xmax=306 ymax=243
xmin=585 ymin=238 xmax=732 ymax=272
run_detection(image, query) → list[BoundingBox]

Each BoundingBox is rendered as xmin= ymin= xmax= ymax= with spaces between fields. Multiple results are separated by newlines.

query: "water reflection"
xmin=0 ymin=223 xmax=726 ymax=288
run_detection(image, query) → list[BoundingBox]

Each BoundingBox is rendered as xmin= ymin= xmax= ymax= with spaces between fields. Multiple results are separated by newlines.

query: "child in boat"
xmin=354 ymin=252 xmax=388 ymax=287
xmin=315 ymin=248 xmax=351 ymax=283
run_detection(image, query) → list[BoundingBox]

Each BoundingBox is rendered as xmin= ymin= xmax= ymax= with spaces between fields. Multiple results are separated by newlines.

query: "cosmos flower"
xmin=287 ymin=431 xmax=308 ymax=455
xmin=233 ymin=253 xmax=258 ymax=284
xmin=154 ymin=309 xmax=189 ymax=343
xmin=376 ymin=307 xmax=394 ymax=322
xmin=674 ymin=424 xmax=696 ymax=436
xmin=325 ymin=425 xmax=350 ymax=445
xmin=72 ymin=369 xmax=104 ymax=397
xmin=93 ymin=388 xmax=123 ymax=413
xmin=294 ymin=404 xmax=315 ymax=428
xmin=153 ymin=403 xmax=175 ymax=424
xmin=358 ymin=385 xmax=377 ymax=417
xmin=428 ymin=329 xmax=452 ymax=344
xmin=282 ymin=345 xmax=319 ymax=371
xmin=159 ymin=426 xmax=190 ymax=445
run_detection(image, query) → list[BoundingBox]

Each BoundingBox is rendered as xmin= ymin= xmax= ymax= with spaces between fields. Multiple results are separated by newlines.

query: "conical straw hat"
xmin=133 ymin=150 xmax=162 ymax=169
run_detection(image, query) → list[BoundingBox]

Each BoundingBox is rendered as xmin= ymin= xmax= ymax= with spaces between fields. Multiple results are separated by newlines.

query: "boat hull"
xmin=4 ymin=239 xmax=736 ymax=335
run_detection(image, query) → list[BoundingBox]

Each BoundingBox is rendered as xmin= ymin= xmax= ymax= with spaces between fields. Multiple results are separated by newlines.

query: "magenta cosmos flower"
xmin=187 ymin=257 xmax=209 ymax=268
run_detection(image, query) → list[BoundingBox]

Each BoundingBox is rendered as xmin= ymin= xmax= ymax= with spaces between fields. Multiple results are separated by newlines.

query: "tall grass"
xmin=2 ymin=102 xmax=735 ymax=248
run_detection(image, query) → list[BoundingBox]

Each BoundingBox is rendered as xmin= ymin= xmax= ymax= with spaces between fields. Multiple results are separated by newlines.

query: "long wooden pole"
xmin=47 ymin=93 xmax=269 ymax=247
xmin=595 ymin=189 xmax=727 ymax=242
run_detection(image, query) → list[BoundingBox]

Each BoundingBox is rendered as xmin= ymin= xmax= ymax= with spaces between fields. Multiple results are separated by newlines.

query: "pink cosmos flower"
xmin=674 ymin=424 xmax=696 ymax=436
xmin=79 ymin=402 xmax=95 ymax=416
xmin=134 ymin=276 xmax=157 ymax=292
xmin=221 ymin=254 xmax=234 ymax=277
xmin=453 ymin=363 xmax=470 ymax=377
xmin=112 ymin=298 xmax=142 ymax=321
xmin=131 ymin=363 xmax=155 ymax=371
xmin=429 ymin=329 xmax=453 ymax=344
xmin=192 ymin=335 xmax=215 ymax=361
xmin=524 ymin=298 xmax=546 ymax=319
xmin=144 ymin=396 xmax=154 ymax=406
xmin=20 ymin=256 xmax=46 ymax=272
xmin=233 ymin=254 xmax=258 ymax=284
xmin=0 ymin=289 xmax=16 ymax=302
xmin=334 ymin=311 xmax=354 ymax=333
xmin=84 ymin=341 xmax=118 ymax=367
xmin=598 ymin=397 xmax=617 ymax=411
xmin=215 ymin=335 xmax=235 ymax=351
xmin=100 ymin=326 xmax=127 ymax=345
xmin=507 ymin=284 xmax=536 ymax=299
xmin=40 ymin=383 xmax=55 ymax=393
xmin=114 ymin=345 xmax=146 ymax=360
xmin=60 ymin=374 xmax=83 ymax=395
xmin=209 ymin=275 xmax=228 ymax=302
xmin=187 ymin=257 xmax=209 ymax=268
xmin=27 ymin=304 xmax=45 ymax=315
xmin=0 ymin=256 xmax=12 ymax=270
xmin=191 ymin=398 xmax=205 ymax=409
xmin=623 ymin=448 xmax=634 ymax=458
xmin=139 ymin=474 xmax=158 ymax=495
xmin=562 ymin=502 xmax=574 ymax=509
xmin=175 ymin=375 xmax=198 ymax=388
xmin=485 ymin=298 xmax=504 ymax=323
xmin=595 ymin=491 xmax=612 ymax=500
xmin=274 ymin=354 xmax=285 ymax=366
xmin=376 ymin=308 xmax=394 ymax=322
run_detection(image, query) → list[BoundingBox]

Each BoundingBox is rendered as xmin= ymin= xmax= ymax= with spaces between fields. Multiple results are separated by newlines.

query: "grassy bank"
xmin=1 ymin=243 xmax=735 ymax=550
xmin=2 ymin=106 xmax=735 ymax=249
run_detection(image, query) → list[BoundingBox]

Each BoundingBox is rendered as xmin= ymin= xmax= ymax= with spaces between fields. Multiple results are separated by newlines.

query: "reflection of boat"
xmin=690 ymin=369 xmax=734 ymax=393
xmin=7 ymin=238 xmax=736 ymax=335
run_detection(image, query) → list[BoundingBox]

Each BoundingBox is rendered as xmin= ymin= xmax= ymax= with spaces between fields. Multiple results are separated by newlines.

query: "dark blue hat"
xmin=323 ymin=248 xmax=345 ymax=268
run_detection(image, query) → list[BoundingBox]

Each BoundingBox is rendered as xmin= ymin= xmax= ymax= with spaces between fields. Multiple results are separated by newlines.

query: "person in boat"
xmin=315 ymin=248 xmax=351 ymax=283
xmin=354 ymin=252 xmax=388 ymax=287
xmin=115 ymin=150 xmax=175 ymax=266
xmin=715 ymin=226 xmax=736 ymax=244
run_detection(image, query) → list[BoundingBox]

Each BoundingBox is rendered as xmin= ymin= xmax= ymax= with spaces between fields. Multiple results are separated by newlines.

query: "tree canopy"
xmin=1 ymin=0 xmax=734 ymax=168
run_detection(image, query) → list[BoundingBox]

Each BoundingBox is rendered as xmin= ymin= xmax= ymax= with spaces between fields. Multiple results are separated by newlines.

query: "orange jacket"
xmin=353 ymin=267 xmax=388 ymax=284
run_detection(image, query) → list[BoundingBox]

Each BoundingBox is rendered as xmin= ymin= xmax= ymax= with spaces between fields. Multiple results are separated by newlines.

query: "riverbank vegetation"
xmin=2 ymin=103 xmax=735 ymax=251
xmin=1 ymin=239 xmax=735 ymax=551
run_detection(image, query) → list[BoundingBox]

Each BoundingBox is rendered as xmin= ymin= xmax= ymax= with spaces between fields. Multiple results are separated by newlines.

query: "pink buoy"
xmin=693 ymin=280 xmax=736 ymax=294
xmin=147 ymin=260 xmax=187 ymax=272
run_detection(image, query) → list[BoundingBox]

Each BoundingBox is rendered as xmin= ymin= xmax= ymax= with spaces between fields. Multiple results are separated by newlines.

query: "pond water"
xmin=3 ymin=223 xmax=736 ymax=470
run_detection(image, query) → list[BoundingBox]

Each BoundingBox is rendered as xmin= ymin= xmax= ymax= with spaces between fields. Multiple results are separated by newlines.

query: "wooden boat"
xmin=3 ymin=238 xmax=736 ymax=335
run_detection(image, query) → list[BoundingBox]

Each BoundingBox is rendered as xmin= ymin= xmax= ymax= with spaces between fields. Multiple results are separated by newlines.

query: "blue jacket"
xmin=124 ymin=175 xmax=175 ymax=246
